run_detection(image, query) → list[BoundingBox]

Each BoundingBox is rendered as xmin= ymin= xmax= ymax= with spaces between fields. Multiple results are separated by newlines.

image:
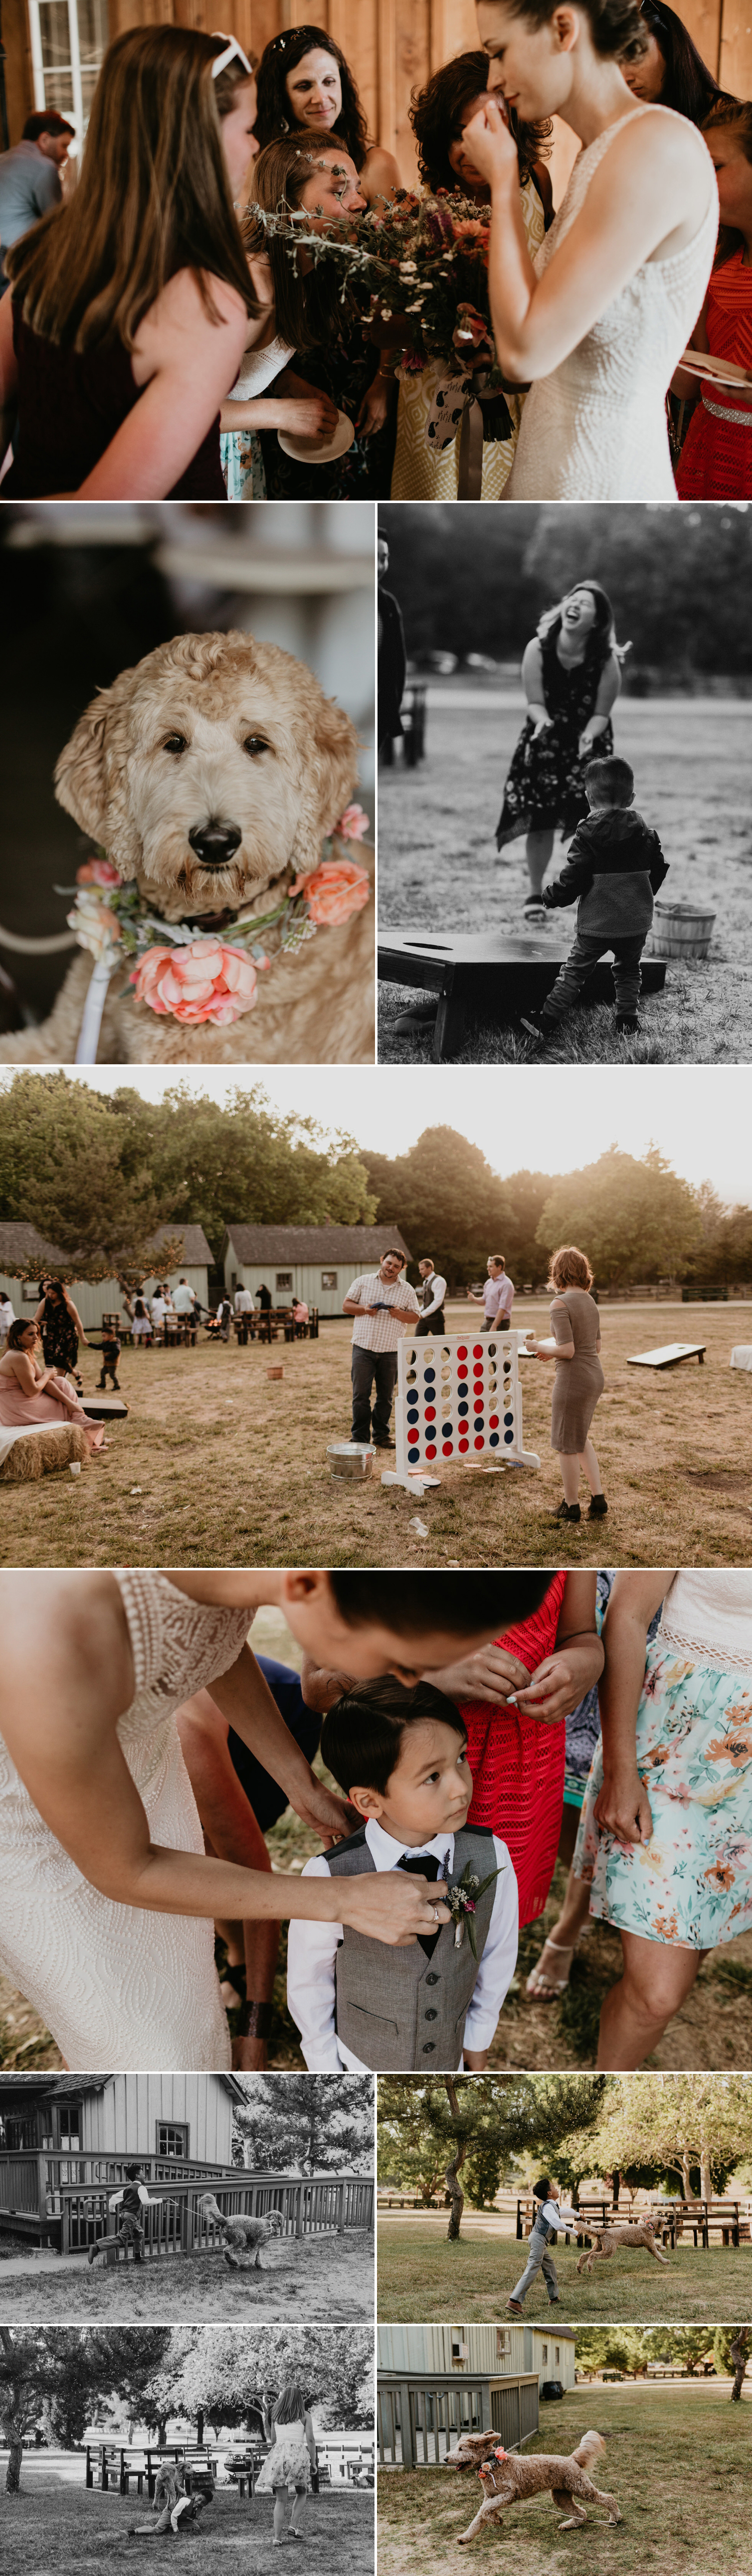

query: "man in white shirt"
xmin=171 ymin=1278 xmax=195 ymax=1316
xmin=0 ymin=1294 xmax=15 ymax=1351
xmin=415 ymin=1256 xmax=447 ymax=1337
xmin=343 ymin=1248 xmax=420 ymax=1450
xmin=507 ymin=2178 xmax=582 ymax=2313
xmin=234 ymin=1282 xmax=253 ymax=1344
xmin=466 ymin=1256 xmax=514 ymax=1332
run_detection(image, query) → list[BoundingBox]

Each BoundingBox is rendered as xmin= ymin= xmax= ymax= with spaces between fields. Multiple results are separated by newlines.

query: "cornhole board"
xmin=81 ymin=1395 xmax=129 ymax=1420
xmin=730 ymin=1347 xmax=752 ymax=1372
xmin=382 ymin=1329 xmax=540 ymax=1498
xmin=628 ymin=1342 xmax=706 ymax=1369
xmin=379 ymin=928 xmax=667 ymax=1063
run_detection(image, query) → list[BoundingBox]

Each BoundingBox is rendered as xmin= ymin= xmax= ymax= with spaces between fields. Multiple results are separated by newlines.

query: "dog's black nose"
xmin=188 ymin=820 xmax=243 ymax=870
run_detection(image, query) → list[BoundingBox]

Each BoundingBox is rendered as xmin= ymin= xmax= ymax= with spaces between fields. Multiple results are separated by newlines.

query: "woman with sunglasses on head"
xmin=254 ymin=23 xmax=400 ymax=211
xmin=0 ymin=26 xmax=262 ymax=498
xmin=391 ymin=49 xmax=553 ymax=498
xmin=213 ymin=38 xmax=340 ymax=500
xmin=247 ymin=136 xmax=398 ymax=500
xmin=462 ymin=0 xmax=718 ymax=498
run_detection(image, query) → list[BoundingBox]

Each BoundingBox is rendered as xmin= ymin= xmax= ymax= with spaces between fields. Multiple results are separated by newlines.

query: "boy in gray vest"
xmin=520 ymin=754 xmax=668 ymax=1044
xmin=507 ymin=2178 xmax=582 ymax=2313
xmin=286 ymin=1679 xmax=518 ymax=2072
xmin=87 ymin=2163 xmax=166 ymax=2266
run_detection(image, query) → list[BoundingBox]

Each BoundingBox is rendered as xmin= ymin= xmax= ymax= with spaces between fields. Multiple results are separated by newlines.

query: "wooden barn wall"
xmin=82 ymin=2075 xmax=234 ymax=2163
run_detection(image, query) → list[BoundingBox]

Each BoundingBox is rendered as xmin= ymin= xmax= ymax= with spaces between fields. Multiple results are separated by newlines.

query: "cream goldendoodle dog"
xmin=445 ymin=2426 xmax=622 ymax=2538
xmin=0 ymin=631 xmax=373 ymax=1065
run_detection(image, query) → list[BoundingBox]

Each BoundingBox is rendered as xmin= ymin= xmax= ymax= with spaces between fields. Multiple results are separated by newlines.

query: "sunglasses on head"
xmin=211 ymin=29 xmax=253 ymax=80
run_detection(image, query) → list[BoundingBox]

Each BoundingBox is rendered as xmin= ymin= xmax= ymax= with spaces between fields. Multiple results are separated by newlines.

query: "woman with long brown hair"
xmin=0 ymin=26 xmax=263 ymax=498
xmin=248 ymin=135 xmax=398 ymax=498
xmin=254 ymin=22 xmax=400 ymax=209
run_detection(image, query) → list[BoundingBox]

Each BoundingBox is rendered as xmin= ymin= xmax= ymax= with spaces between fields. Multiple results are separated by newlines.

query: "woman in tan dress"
xmin=526 ymin=1245 xmax=606 ymax=1524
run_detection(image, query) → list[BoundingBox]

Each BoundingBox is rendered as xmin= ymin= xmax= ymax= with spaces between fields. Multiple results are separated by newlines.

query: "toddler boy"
xmin=97 ymin=1330 xmax=121 ymax=1390
xmin=87 ymin=2162 xmax=166 ymax=2266
xmin=521 ymin=755 xmax=668 ymax=1043
xmin=286 ymin=1679 xmax=517 ymax=2072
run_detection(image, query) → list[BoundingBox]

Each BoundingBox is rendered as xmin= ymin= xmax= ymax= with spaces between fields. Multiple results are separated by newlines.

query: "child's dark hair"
xmin=327 ymin=1571 xmax=551 ymax=1638
xmin=532 ymin=2176 xmax=552 ymax=2199
xmin=125 ymin=2162 xmax=142 ymax=2179
xmin=586 ymin=754 xmax=634 ymax=806
xmin=321 ymin=1678 xmax=467 ymax=1800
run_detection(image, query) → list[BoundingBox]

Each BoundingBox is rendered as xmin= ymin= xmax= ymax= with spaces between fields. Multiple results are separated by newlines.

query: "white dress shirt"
xmin=483 ymin=1272 xmax=514 ymax=1322
xmin=235 ymin=1287 xmax=253 ymax=1313
xmin=287 ymin=1817 xmax=518 ymax=2072
xmin=420 ymin=1271 xmax=447 ymax=1321
xmin=346 ymin=1273 xmax=420 ymax=1354
xmin=171 ymin=1283 xmax=195 ymax=1315
xmin=535 ymin=2198 xmax=581 ymax=2233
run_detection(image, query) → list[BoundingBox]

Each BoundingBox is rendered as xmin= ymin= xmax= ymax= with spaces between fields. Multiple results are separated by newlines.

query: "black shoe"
xmin=392 ymin=1006 xmax=438 ymax=1037
xmin=519 ymin=1011 xmax=557 ymax=1052
xmin=112 ymin=1379 xmax=121 ymax=1391
xmin=551 ymin=1501 xmax=581 ymax=1523
xmin=615 ymin=1014 xmax=639 ymax=1035
xmin=372 ymin=1438 xmax=395 ymax=1451
xmin=588 ymin=1494 xmax=609 ymax=1519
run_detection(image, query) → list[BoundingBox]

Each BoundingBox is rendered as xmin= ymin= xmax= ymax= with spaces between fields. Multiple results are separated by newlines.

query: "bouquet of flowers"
xmin=255 ymin=185 xmax=514 ymax=453
xmin=445 ymin=1858 xmax=503 ymax=1960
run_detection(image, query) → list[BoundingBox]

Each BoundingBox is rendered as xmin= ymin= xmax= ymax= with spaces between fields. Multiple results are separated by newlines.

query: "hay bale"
xmin=0 ymin=1423 xmax=89 ymax=1483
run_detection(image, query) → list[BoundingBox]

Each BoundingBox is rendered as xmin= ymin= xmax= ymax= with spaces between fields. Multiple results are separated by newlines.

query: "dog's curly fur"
xmin=445 ymin=2426 xmax=622 ymax=2539
xmin=199 ymin=2193 xmax=285 ymax=2270
xmin=0 ymin=631 xmax=374 ymax=1065
xmin=576 ymin=2217 xmax=670 ymax=2273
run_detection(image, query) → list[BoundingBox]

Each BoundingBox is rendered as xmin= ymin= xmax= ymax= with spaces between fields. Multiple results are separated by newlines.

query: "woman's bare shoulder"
xmin=0 ymin=1571 xmax=128 ymax=1699
xmin=135 ymin=266 xmax=248 ymax=355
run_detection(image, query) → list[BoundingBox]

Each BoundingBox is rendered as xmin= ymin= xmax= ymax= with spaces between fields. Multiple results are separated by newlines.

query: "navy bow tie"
xmin=396 ymin=1850 xmax=445 ymax=1959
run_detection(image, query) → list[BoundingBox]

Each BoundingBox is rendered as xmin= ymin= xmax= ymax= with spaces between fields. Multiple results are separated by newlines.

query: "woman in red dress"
xmin=675 ymin=102 xmax=752 ymax=501
xmin=433 ymin=1571 xmax=602 ymax=1926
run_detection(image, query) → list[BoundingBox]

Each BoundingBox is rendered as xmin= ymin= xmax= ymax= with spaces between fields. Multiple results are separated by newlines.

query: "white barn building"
xmin=377 ymin=2322 xmax=576 ymax=2399
xmin=221 ymin=1223 xmax=412 ymax=1319
xmin=0 ymin=1221 xmax=212 ymax=1333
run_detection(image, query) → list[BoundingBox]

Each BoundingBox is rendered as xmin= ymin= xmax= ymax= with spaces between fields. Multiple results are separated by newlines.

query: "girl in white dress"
xmin=255 ymin=2379 xmax=317 ymax=2545
xmin=464 ymin=0 xmax=718 ymax=498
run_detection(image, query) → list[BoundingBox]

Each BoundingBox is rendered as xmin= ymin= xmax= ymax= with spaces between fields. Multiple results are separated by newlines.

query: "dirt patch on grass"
xmin=0 ymin=2478 xmax=372 ymax=2576
xmin=375 ymin=2226 xmax=752 ymax=2326
xmin=488 ymin=1861 xmax=752 ymax=2072
xmin=0 ymin=2229 xmax=373 ymax=2323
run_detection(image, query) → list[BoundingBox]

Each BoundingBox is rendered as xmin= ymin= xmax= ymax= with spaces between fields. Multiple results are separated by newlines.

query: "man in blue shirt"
xmin=0 ymin=111 xmax=74 ymax=294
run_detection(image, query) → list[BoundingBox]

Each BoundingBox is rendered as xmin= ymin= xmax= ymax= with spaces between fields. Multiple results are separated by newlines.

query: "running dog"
xmin=199 ymin=2194 xmax=285 ymax=2269
xmin=445 ymin=2427 xmax=622 ymax=2538
xmin=576 ymin=2216 xmax=670 ymax=2273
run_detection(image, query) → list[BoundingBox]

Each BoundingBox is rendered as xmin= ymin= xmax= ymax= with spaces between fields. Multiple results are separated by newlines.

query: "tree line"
xmin=2 ymin=1078 xmax=750 ymax=1294
xmin=377 ymin=2073 xmax=752 ymax=2226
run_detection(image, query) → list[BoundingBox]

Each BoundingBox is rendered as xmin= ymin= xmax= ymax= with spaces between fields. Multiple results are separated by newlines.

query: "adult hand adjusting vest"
xmin=324 ymin=1824 xmax=498 ymax=2070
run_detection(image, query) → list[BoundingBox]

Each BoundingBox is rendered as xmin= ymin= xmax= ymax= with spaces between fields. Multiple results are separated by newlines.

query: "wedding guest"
xmin=390 ymin=50 xmax=552 ymax=500
xmin=520 ymin=752 xmax=668 ymax=1042
xmin=466 ymin=0 xmax=717 ymax=500
xmin=343 ymin=1247 xmax=420 ymax=1451
xmin=0 ymin=1318 xmax=105 ymax=1451
xmin=0 ymin=26 xmax=260 ymax=499
xmin=525 ymin=1246 xmax=607 ymax=1526
xmin=621 ymin=0 xmax=721 ymax=124
xmin=248 ymin=137 xmax=397 ymax=499
xmin=415 ymin=1258 xmax=447 ymax=1337
xmin=0 ymin=111 xmax=74 ymax=297
xmin=254 ymin=24 xmax=400 ymax=210
xmin=254 ymin=2378 xmax=317 ymax=2543
xmin=35 ymin=1274 xmax=88 ymax=1386
xmin=0 ymin=1292 xmax=15 ymax=1350
xmin=496 ymin=584 xmax=624 ymax=911
xmin=378 ymin=532 xmax=406 ymax=748
xmin=129 ymin=1294 xmax=152 ymax=1345
xmin=431 ymin=1571 xmax=602 ymax=1928
xmin=675 ymin=100 xmax=752 ymax=500
xmin=214 ymin=41 xmax=343 ymax=503
xmin=466 ymin=1254 xmax=514 ymax=1330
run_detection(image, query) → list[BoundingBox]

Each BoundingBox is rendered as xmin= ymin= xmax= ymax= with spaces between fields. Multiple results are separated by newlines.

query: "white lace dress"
xmin=0 ymin=1572 xmax=252 ymax=2067
xmin=255 ymin=2418 xmax=312 ymax=2494
xmin=505 ymin=106 xmax=718 ymax=500
xmin=221 ymin=331 xmax=294 ymax=502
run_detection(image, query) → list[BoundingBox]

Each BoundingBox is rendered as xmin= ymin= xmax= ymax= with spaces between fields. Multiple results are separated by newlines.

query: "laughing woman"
xmin=464 ymin=0 xmax=718 ymax=498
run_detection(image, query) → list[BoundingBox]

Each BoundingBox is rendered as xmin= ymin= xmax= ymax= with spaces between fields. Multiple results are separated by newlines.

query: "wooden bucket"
xmin=648 ymin=901 xmax=716 ymax=960
xmin=266 ymin=1365 xmax=284 ymax=1380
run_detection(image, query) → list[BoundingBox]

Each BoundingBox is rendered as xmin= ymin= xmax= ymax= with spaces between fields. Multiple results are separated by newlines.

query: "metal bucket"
xmin=327 ymin=1441 xmax=373 ymax=1481
xmin=648 ymin=901 xmax=716 ymax=961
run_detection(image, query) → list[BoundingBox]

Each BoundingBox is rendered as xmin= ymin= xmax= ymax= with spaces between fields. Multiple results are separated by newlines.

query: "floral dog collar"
xmin=63 ymin=808 xmax=370 ymax=1062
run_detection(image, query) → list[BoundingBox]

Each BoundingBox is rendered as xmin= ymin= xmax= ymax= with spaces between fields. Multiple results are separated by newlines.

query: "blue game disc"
xmin=442 ymin=1424 xmax=453 ymax=1438
xmin=489 ymin=1432 xmax=499 ymax=1446
xmin=504 ymin=1430 xmax=514 ymax=1443
xmin=504 ymin=1411 xmax=514 ymax=1426
xmin=423 ymin=1367 xmax=436 ymax=1382
xmin=408 ymin=1446 xmax=420 ymax=1463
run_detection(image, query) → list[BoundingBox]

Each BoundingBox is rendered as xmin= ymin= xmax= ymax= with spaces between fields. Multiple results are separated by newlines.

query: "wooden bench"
xmin=379 ymin=927 xmax=667 ymax=1062
xmin=628 ymin=1342 xmax=706 ymax=1370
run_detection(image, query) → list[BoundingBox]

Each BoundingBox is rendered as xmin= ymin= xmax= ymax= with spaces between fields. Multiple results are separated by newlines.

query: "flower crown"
xmin=62 ymin=812 xmax=369 ymax=1056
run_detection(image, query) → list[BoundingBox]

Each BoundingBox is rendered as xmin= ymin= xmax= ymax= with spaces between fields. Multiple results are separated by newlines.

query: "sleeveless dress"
xmin=390 ymin=176 xmax=546 ymax=501
xmin=676 ymin=248 xmax=752 ymax=501
xmin=574 ymin=1570 xmax=752 ymax=1948
xmin=39 ymin=1296 xmax=80 ymax=1379
xmin=496 ymin=630 xmax=615 ymax=848
xmin=461 ymin=1570 xmax=568 ymax=1924
xmin=0 ymin=1572 xmax=252 ymax=2067
xmin=221 ymin=329 xmax=294 ymax=502
xmin=3 ymin=298 xmax=227 ymax=499
xmin=549 ymin=1286 xmax=604 ymax=1453
xmin=505 ymin=106 xmax=718 ymax=500
xmin=255 ymin=2418 xmax=311 ymax=2494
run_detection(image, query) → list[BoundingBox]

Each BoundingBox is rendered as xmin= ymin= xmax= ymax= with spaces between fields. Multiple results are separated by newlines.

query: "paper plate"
xmin=278 ymin=410 xmax=355 ymax=463
xmin=680 ymin=351 xmax=752 ymax=393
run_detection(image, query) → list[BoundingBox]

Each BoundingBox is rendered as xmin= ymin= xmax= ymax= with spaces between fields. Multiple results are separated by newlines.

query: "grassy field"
xmin=0 ymin=2477 xmax=371 ymax=2575
xmin=376 ymin=2384 xmax=750 ymax=2576
xmin=1 ymin=1302 xmax=750 ymax=1569
xmin=375 ymin=2225 xmax=752 ymax=2326
xmin=378 ymin=691 xmax=752 ymax=1065
xmin=0 ymin=2226 xmax=373 ymax=2323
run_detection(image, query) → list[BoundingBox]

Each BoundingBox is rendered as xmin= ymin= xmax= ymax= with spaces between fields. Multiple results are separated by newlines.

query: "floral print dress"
xmin=495 ymin=627 xmax=615 ymax=848
xmin=574 ymin=1570 xmax=752 ymax=1949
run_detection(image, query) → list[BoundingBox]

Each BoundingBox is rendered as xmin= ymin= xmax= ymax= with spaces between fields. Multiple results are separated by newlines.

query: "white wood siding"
xmin=78 ymin=2076 xmax=234 ymax=2162
xmin=377 ymin=2323 xmax=576 ymax=2391
xmin=0 ymin=1267 xmax=209 ymax=1331
xmin=223 ymin=1259 xmax=352 ymax=1318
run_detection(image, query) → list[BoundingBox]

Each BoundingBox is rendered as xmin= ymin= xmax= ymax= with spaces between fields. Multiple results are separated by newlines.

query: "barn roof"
xmin=0 ymin=1220 xmax=212 ymax=1272
xmin=0 ymin=2072 xmax=247 ymax=2104
xmin=223 ymin=1223 xmax=412 ymax=1262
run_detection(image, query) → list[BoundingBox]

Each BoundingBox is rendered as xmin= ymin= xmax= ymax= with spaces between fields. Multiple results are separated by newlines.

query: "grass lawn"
xmin=375 ymin=2224 xmax=752 ymax=2326
xmin=0 ymin=1302 xmax=750 ymax=1570
xmin=378 ymin=691 xmax=752 ymax=1065
xmin=375 ymin=2383 xmax=750 ymax=2576
xmin=0 ymin=2477 xmax=372 ymax=2575
xmin=0 ymin=2226 xmax=374 ymax=2323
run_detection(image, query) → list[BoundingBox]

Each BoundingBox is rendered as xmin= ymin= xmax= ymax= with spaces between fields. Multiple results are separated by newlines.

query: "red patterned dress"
xmin=676 ymin=250 xmax=752 ymax=500
xmin=460 ymin=1571 xmax=568 ymax=1926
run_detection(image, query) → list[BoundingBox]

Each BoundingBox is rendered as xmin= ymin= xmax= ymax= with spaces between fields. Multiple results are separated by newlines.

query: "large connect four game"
xmin=382 ymin=1331 xmax=541 ymax=1496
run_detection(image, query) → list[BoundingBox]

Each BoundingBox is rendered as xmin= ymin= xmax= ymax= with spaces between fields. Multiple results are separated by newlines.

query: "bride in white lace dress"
xmin=466 ymin=0 xmax=718 ymax=498
xmin=0 ymin=1569 xmax=468 ymax=2070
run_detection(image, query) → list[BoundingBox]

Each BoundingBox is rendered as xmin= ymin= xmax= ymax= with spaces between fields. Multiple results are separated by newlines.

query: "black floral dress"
xmin=39 ymin=1297 xmax=80 ymax=1378
xmin=496 ymin=630 xmax=615 ymax=849
xmin=258 ymin=315 xmax=397 ymax=501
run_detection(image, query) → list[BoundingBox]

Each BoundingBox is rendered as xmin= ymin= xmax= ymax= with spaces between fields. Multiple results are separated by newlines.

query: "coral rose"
xmin=336 ymin=804 xmax=369 ymax=842
xmin=291 ymin=859 xmax=370 ymax=926
xmin=130 ymin=940 xmax=262 ymax=1026
xmin=76 ymin=859 xmax=122 ymax=887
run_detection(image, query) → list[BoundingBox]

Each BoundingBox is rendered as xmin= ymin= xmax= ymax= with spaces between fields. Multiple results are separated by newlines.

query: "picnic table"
xmin=379 ymin=926 xmax=666 ymax=1062
xmin=628 ymin=1341 xmax=706 ymax=1369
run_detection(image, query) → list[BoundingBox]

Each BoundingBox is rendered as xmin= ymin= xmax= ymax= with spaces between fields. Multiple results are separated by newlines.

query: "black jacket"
xmin=542 ymin=808 xmax=668 ymax=907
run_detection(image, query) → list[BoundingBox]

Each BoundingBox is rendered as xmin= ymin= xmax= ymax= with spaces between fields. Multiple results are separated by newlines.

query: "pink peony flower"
xmin=291 ymin=859 xmax=370 ymax=926
xmin=130 ymin=940 xmax=263 ymax=1026
xmin=76 ymin=858 xmax=122 ymax=887
xmin=335 ymin=804 xmax=369 ymax=842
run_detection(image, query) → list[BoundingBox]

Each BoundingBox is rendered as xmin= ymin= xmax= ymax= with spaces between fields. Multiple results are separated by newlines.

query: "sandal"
xmin=526 ymin=1938 xmax=576 ymax=2001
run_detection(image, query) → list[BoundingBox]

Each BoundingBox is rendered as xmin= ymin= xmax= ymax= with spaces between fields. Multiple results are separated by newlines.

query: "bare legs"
xmin=273 ymin=2485 xmax=306 ymax=2542
xmin=525 ymin=827 xmax=554 ymax=901
xmin=558 ymin=1437 xmax=603 ymax=1506
xmin=526 ymin=1861 xmax=592 ymax=1998
xmin=597 ymin=1930 xmax=707 ymax=2068
xmin=176 ymin=1690 xmax=280 ymax=2070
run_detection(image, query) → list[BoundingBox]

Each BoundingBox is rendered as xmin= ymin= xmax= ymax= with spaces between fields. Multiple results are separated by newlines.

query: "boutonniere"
xmin=446 ymin=1859 xmax=503 ymax=1959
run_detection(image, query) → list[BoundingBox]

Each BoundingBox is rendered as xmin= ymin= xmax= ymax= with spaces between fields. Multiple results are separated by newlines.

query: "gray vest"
xmin=325 ymin=1826 xmax=498 ymax=2071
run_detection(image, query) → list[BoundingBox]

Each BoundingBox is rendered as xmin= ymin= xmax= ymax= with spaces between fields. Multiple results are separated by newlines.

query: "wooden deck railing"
xmin=377 ymin=2371 xmax=539 ymax=2469
xmin=0 ymin=2155 xmax=373 ymax=2255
